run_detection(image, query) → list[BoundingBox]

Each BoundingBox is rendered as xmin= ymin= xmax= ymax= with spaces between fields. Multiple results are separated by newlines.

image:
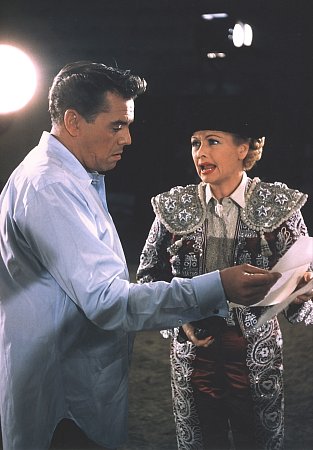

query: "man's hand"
xmin=220 ymin=264 xmax=281 ymax=306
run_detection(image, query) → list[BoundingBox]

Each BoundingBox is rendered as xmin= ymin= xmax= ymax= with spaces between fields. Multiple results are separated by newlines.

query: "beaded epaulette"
xmin=241 ymin=177 xmax=308 ymax=255
xmin=151 ymin=184 xmax=206 ymax=235
xmin=152 ymin=179 xmax=308 ymax=255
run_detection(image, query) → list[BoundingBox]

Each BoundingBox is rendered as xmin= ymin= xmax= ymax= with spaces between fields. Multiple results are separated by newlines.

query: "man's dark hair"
xmin=48 ymin=61 xmax=147 ymax=124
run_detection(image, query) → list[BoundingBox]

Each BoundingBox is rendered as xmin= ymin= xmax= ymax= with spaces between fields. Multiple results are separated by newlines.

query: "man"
xmin=0 ymin=61 xmax=280 ymax=450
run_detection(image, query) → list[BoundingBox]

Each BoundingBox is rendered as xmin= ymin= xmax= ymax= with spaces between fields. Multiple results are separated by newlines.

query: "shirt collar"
xmin=40 ymin=132 xmax=106 ymax=186
xmin=39 ymin=132 xmax=90 ymax=179
xmin=205 ymin=171 xmax=248 ymax=208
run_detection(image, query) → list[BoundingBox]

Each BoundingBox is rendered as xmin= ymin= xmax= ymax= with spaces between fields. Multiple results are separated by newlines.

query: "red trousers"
xmin=191 ymin=326 xmax=260 ymax=450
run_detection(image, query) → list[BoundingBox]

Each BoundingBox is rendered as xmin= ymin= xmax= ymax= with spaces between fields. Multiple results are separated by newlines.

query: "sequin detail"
xmin=241 ymin=178 xmax=307 ymax=231
xmin=152 ymin=184 xmax=206 ymax=235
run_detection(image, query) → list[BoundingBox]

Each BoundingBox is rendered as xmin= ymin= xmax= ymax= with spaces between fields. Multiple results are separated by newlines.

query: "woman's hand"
xmin=293 ymin=272 xmax=313 ymax=304
xmin=182 ymin=323 xmax=214 ymax=347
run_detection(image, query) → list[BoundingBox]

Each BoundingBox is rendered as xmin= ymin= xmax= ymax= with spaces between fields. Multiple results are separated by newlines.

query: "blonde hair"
xmin=232 ymin=134 xmax=265 ymax=171
xmin=243 ymin=137 xmax=265 ymax=170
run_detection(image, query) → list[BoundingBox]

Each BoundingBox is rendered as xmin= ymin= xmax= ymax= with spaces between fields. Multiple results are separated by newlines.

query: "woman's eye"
xmin=191 ymin=141 xmax=200 ymax=148
xmin=208 ymin=138 xmax=219 ymax=145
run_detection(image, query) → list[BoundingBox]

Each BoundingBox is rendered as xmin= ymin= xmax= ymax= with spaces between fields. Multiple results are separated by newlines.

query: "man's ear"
xmin=64 ymin=109 xmax=80 ymax=136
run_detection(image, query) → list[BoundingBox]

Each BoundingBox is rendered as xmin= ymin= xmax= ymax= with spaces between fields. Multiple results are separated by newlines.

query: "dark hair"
xmin=48 ymin=61 xmax=147 ymax=124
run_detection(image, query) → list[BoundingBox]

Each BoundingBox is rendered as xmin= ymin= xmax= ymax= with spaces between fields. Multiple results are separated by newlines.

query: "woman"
xmin=136 ymin=109 xmax=313 ymax=449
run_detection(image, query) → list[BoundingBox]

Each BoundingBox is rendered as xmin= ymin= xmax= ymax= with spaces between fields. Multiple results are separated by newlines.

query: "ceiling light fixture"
xmin=207 ymin=52 xmax=226 ymax=59
xmin=243 ymin=24 xmax=253 ymax=46
xmin=230 ymin=21 xmax=253 ymax=47
xmin=201 ymin=13 xmax=228 ymax=21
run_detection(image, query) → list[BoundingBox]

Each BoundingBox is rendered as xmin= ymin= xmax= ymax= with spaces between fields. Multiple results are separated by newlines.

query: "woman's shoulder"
xmin=246 ymin=177 xmax=307 ymax=208
xmin=248 ymin=176 xmax=305 ymax=194
xmin=151 ymin=183 xmax=207 ymax=235
xmin=242 ymin=177 xmax=308 ymax=232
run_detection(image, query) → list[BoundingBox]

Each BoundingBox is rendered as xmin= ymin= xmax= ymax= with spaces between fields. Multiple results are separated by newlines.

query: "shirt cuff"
xmin=190 ymin=270 xmax=228 ymax=317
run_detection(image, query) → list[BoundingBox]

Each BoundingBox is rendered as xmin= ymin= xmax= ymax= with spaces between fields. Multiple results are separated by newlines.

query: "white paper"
xmin=255 ymin=235 xmax=313 ymax=306
xmin=254 ymin=278 xmax=313 ymax=329
xmin=244 ymin=235 xmax=313 ymax=332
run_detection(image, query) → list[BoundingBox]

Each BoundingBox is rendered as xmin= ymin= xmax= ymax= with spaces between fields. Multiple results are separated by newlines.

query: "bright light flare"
xmin=0 ymin=44 xmax=37 ymax=114
xmin=201 ymin=13 xmax=228 ymax=21
xmin=207 ymin=52 xmax=226 ymax=59
xmin=243 ymin=24 xmax=253 ymax=46
xmin=231 ymin=22 xmax=253 ymax=48
xmin=232 ymin=23 xmax=245 ymax=47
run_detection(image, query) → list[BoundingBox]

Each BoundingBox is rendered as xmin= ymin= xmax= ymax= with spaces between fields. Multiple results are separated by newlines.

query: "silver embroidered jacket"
xmin=137 ymin=178 xmax=313 ymax=450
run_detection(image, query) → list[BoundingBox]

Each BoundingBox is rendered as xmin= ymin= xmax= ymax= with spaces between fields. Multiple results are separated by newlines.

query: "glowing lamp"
xmin=0 ymin=44 xmax=37 ymax=114
xmin=231 ymin=22 xmax=253 ymax=48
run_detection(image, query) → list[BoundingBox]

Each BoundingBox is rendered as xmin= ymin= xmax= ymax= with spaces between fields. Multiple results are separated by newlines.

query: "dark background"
xmin=1 ymin=0 xmax=313 ymax=258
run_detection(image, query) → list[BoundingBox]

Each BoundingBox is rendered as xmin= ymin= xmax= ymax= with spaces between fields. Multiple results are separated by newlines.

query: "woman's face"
xmin=191 ymin=129 xmax=249 ymax=197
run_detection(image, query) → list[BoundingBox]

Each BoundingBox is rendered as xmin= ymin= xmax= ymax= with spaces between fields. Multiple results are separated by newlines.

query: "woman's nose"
xmin=196 ymin=143 xmax=206 ymax=155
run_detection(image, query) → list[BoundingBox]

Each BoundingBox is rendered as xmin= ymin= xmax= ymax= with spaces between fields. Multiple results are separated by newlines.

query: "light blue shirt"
xmin=0 ymin=132 xmax=227 ymax=449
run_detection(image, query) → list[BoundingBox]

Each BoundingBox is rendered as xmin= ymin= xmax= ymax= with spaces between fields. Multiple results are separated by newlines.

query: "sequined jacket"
xmin=137 ymin=177 xmax=313 ymax=450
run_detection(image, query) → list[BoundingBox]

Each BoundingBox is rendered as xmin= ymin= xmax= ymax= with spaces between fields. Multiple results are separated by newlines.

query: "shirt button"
xmin=213 ymin=309 xmax=219 ymax=314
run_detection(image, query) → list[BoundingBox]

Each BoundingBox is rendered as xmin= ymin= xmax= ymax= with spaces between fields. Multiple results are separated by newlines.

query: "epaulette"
xmin=151 ymin=184 xmax=206 ymax=235
xmin=241 ymin=177 xmax=308 ymax=255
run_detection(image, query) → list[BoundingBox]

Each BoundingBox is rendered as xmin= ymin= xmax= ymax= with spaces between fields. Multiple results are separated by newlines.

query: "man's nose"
xmin=117 ymin=129 xmax=132 ymax=146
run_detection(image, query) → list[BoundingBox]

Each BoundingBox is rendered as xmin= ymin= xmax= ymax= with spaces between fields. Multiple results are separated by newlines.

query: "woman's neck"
xmin=210 ymin=173 xmax=244 ymax=201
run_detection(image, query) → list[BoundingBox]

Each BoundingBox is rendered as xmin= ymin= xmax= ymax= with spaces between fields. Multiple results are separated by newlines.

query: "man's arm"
xmin=18 ymin=183 xmax=280 ymax=332
xmin=126 ymin=265 xmax=280 ymax=332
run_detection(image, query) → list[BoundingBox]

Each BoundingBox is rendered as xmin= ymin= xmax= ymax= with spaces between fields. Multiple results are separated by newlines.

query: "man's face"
xmin=73 ymin=91 xmax=135 ymax=173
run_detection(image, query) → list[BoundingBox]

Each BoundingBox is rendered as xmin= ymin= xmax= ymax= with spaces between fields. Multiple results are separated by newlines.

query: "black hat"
xmin=186 ymin=96 xmax=268 ymax=138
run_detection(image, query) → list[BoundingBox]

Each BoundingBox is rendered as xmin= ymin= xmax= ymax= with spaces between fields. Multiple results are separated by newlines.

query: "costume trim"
xmin=240 ymin=178 xmax=308 ymax=256
xmin=151 ymin=184 xmax=206 ymax=235
xmin=288 ymin=299 xmax=313 ymax=325
xmin=152 ymin=179 xmax=307 ymax=247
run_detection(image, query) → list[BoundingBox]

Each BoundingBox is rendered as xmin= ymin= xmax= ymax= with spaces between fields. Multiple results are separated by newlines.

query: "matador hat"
xmin=186 ymin=96 xmax=269 ymax=139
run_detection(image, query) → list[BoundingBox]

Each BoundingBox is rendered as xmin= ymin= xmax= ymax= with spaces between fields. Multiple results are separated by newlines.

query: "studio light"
xmin=201 ymin=13 xmax=228 ymax=21
xmin=230 ymin=22 xmax=253 ymax=48
xmin=243 ymin=24 xmax=253 ymax=46
xmin=0 ymin=44 xmax=37 ymax=114
xmin=207 ymin=52 xmax=226 ymax=59
xmin=197 ymin=13 xmax=253 ymax=58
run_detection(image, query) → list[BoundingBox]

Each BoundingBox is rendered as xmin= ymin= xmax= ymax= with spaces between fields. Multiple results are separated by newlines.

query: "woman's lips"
xmin=199 ymin=164 xmax=216 ymax=174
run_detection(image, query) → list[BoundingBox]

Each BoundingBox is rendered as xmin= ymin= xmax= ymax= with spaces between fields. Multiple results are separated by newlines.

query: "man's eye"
xmin=113 ymin=124 xmax=123 ymax=132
